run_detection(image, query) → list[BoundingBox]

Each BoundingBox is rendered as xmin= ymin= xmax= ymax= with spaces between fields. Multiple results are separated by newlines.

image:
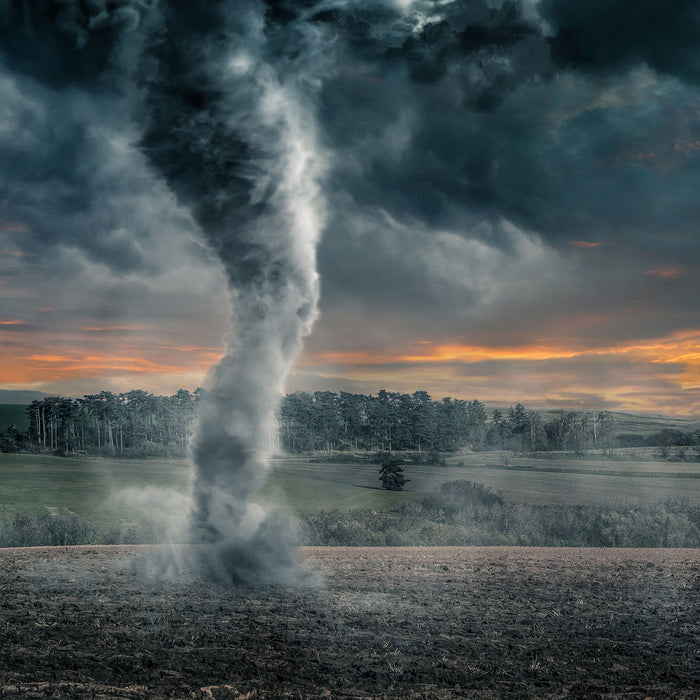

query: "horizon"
xmin=1 ymin=386 xmax=698 ymax=424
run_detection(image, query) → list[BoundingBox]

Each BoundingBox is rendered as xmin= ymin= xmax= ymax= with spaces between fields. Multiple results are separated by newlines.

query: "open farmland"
xmin=271 ymin=452 xmax=700 ymax=506
xmin=0 ymin=545 xmax=697 ymax=698
xmin=0 ymin=455 xmax=418 ymax=531
xmin=1 ymin=451 xmax=700 ymax=536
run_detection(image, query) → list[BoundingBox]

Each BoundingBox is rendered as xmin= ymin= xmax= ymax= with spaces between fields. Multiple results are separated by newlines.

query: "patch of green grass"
xmin=270 ymin=458 xmax=700 ymax=506
xmin=0 ymin=454 xmax=192 ymax=529
xmin=0 ymin=454 xmax=419 ymax=531
xmin=256 ymin=474 xmax=419 ymax=514
xmin=0 ymin=405 xmax=29 ymax=432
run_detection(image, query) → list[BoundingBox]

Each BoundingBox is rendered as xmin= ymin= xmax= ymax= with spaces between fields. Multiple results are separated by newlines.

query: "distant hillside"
xmin=488 ymin=406 xmax=699 ymax=437
xmin=0 ymin=390 xmax=48 ymax=405
xmin=0 ymin=405 xmax=29 ymax=432
xmin=542 ymin=409 xmax=698 ymax=437
xmin=598 ymin=410 xmax=699 ymax=437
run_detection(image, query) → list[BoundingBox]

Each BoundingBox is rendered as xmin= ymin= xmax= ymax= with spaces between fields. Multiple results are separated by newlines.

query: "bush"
xmin=0 ymin=512 xmax=96 ymax=547
xmin=299 ymin=510 xmax=394 ymax=546
xmin=0 ymin=427 xmax=29 ymax=453
xmin=298 ymin=481 xmax=700 ymax=548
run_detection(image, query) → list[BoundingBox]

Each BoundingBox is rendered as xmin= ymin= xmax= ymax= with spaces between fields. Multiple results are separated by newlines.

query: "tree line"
xmin=15 ymin=389 xmax=204 ymax=457
xmin=4 ymin=385 xmax=691 ymax=457
xmin=278 ymin=389 xmax=619 ymax=455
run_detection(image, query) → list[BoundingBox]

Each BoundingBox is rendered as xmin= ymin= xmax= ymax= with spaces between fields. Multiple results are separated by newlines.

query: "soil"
xmin=0 ymin=545 xmax=697 ymax=699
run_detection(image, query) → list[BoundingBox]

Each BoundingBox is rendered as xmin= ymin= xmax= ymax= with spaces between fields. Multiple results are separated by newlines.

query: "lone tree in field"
xmin=379 ymin=458 xmax=410 ymax=491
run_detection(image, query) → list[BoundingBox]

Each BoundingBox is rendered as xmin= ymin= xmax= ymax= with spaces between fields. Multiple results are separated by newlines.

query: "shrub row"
xmin=2 ymin=481 xmax=698 ymax=548
xmin=297 ymin=481 xmax=700 ymax=548
xmin=0 ymin=512 xmax=170 ymax=547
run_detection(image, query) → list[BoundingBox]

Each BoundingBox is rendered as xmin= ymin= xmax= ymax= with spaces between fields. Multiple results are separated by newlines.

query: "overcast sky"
xmin=1 ymin=0 xmax=699 ymax=415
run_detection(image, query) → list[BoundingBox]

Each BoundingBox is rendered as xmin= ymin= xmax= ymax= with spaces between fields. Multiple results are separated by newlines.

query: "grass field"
xmin=0 ymin=404 xmax=29 ymax=432
xmin=0 ymin=454 xmax=419 ymax=530
xmin=0 ymin=454 xmax=193 ymax=529
xmin=2 ymin=450 xmax=699 ymax=534
xmin=272 ymin=452 xmax=700 ymax=506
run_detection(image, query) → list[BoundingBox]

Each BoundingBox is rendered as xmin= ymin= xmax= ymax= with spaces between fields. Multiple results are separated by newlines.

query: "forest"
xmin=4 ymin=389 xmax=203 ymax=457
xmin=1 ymin=388 xmax=698 ymax=457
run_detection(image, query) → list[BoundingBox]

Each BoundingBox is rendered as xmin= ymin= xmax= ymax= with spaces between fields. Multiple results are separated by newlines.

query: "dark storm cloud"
xmin=262 ymin=0 xmax=700 ymax=371
xmin=306 ymin=0 xmax=551 ymax=229
xmin=303 ymin=0 xmax=700 ymax=248
xmin=0 ymin=0 xmax=207 ymax=280
xmin=4 ymin=0 xmax=698 ymax=330
xmin=0 ymin=0 xmax=152 ymax=86
xmin=1 ymin=0 xmax=698 ymax=431
xmin=542 ymin=0 xmax=700 ymax=82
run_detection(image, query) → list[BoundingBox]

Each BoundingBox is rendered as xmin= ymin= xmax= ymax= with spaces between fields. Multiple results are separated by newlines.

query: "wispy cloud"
xmin=0 ymin=220 xmax=30 ymax=232
xmin=569 ymin=241 xmax=604 ymax=248
xmin=81 ymin=325 xmax=145 ymax=332
xmin=1 ymin=250 xmax=35 ymax=257
xmin=645 ymin=267 xmax=683 ymax=279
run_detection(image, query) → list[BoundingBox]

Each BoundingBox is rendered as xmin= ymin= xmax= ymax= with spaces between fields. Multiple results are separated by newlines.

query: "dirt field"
xmin=0 ymin=546 xmax=697 ymax=699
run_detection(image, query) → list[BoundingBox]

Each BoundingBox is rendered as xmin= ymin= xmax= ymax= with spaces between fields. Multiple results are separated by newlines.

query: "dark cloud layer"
xmin=1 ymin=0 xmax=699 ymax=425
xmin=301 ymin=0 xmax=700 ymax=249
xmin=0 ymin=0 xmax=152 ymax=87
xmin=3 ymin=0 xmax=699 ymax=280
xmin=543 ymin=0 xmax=700 ymax=81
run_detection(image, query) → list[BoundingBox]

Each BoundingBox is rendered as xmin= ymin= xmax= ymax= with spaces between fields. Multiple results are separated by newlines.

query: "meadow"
xmin=0 ymin=453 xmax=420 ymax=531
xmin=1 ymin=449 xmax=698 ymax=534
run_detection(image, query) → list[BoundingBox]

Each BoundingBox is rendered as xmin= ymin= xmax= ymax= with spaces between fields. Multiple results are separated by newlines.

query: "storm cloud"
xmin=1 ymin=0 xmax=699 ymax=425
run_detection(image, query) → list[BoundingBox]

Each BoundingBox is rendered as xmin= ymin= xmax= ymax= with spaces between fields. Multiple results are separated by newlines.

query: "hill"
xmin=0 ymin=405 xmax=29 ymax=432
xmin=489 ymin=406 xmax=699 ymax=436
xmin=0 ymin=389 xmax=48 ymax=405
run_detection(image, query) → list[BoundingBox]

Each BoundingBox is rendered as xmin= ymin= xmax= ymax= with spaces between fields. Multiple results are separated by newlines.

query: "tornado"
xmin=0 ymin=0 xmax=326 ymax=583
xmin=138 ymin=2 xmax=325 ymax=583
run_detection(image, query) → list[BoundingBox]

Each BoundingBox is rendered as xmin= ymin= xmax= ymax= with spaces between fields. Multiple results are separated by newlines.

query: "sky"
xmin=1 ymin=0 xmax=700 ymax=416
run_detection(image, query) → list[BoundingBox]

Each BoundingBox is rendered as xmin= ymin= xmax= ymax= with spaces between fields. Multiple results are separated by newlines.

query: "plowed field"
xmin=0 ymin=546 xmax=698 ymax=698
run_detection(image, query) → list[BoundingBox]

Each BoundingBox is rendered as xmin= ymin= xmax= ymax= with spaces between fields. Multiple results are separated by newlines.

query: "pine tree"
xmin=378 ymin=458 xmax=410 ymax=491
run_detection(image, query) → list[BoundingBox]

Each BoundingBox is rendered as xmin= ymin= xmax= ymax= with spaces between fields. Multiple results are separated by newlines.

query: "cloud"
xmin=541 ymin=0 xmax=700 ymax=83
xmin=1 ymin=0 xmax=699 ymax=419
xmin=646 ymin=267 xmax=684 ymax=279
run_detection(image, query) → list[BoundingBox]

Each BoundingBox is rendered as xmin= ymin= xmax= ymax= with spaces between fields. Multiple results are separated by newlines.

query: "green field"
xmin=0 ymin=454 xmax=419 ymax=531
xmin=272 ymin=452 xmax=700 ymax=507
xmin=2 ymin=450 xmax=699 ymax=536
xmin=0 ymin=405 xmax=29 ymax=432
xmin=0 ymin=454 xmax=192 ymax=529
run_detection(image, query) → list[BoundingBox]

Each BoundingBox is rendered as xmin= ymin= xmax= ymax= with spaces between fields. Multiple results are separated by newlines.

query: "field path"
xmin=0 ymin=545 xmax=697 ymax=698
